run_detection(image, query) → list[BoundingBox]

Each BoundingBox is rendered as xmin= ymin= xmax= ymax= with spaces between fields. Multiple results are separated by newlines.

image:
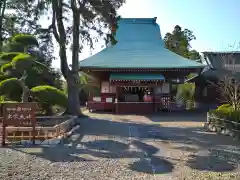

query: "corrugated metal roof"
xmin=79 ymin=17 xmax=205 ymax=69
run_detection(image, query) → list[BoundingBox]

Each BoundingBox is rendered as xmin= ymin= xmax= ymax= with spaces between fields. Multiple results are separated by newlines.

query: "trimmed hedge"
xmin=1 ymin=63 xmax=13 ymax=73
xmin=0 ymin=78 xmax=22 ymax=101
xmin=12 ymin=34 xmax=39 ymax=47
xmin=0 ymin=52 xmax=21 ymax=62
xmin=0 ymin=74 xmax=9 ymax=81
xmin=209 ymin=109 xmax=240 ymax=123
xmin=208 ymin=104 xmax=240 ymax=131
xmin=12 ymin=53 xmax=35 ymax=70
xmin=217 ymin=104 xmax=234 ymax=113
xmin=208 ymin=112 xmax=240 ymax=131
xmin=31 ymin=85 xmax=67 ymax=108
xmin=0 ymin=78 xmax=19 ymax=92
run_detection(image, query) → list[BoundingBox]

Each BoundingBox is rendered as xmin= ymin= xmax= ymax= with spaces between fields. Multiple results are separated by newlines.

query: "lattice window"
xmin=161 ymin=96 xmax=171 ymax=109
xmin=223 ymin=57 xmax=240 ymax=72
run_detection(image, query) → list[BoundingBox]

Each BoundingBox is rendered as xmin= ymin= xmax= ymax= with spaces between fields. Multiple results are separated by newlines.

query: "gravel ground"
xmin=0 ymin=112 xmax=240 ymax=180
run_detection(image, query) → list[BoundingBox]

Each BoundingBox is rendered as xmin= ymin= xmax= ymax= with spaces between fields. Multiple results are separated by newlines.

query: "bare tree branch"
xmin=209 ymin=53 xmax=240 ymax=110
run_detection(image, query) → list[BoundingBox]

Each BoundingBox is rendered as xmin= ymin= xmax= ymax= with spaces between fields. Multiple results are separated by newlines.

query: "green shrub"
xmin=31 ymin=85 xmax=67 ymax=108
xmin=217 ymin=104 xmax=233 ymax=114
xmin=12 ymin=34 xmax=39 ymax=47
xmin=7 ymin=42 xmax=25 ymax=52
xmin=209 ymin=108 xmax=240 ymax=130
xmin=176 ymin=83 xmax=195 ymax=103
xmin=1 ymin=63 xmax=13 ymax=73
xmin=0 ymin=78 xmax=22 ymax=101
xmin=229 ymin=111 xmax=240 ymax=123
xmin=0 ymin=63 xmax=21 ymax=77
xmin=0 ymin=78 xmax=19 ymax=93
xmin=0 ymin=74 xmax=9 ymax=81
xmin=0 ymin=52 xmax=21 ymax=62
xmin=210 ymin=107 xmax=240 ymax=123
xmin=217 ymin=104 xmax=232 ymax=109
xmin=12 ymin=53 xmax=35 ymax=70
xmin=0 ymin=101 xmax=19 ymax=103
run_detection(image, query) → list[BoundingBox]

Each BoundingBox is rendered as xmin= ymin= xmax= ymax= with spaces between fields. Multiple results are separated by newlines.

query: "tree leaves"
xmin=0 ymin=52 xmax=21 ymax=62
xmin=48 ymin=0 xmax=125 ymax=115
xmin=12 ymin=34 xmax=39 ymax=47
xmin=0 ymin=0 xmax=55 ymax=67
xmin=164 ymin=25 xmax=200 ymax=61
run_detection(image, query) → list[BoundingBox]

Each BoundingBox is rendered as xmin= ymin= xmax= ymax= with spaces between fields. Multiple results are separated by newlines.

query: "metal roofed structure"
xmin=79 ymin=17 xmax=205 ymax=70
xmin=81 ymin=17 xmax=205 ymax=114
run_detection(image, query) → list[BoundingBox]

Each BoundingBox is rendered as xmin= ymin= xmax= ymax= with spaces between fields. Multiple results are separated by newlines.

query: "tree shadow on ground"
xmin=187 ymin=153 xmax=237 ymax=172
xmin=11 ymin=139 xmax=174 ymax=174
xmin=78 ymin=115 xmax=240 ymax=172
xmin=82 ymin=140 xmax=129 ymax=151
xmin=145 ymin=111 xmax=207 ymax=122
xmin=129 ymin=156 xmax=174 ymax=174
xmin=10 ymin=114 xmax=240 ymax=174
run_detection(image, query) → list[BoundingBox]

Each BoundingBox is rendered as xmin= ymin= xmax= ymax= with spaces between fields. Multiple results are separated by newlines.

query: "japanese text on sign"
xmin=3 ymin=103 xmax=36 ymax=127
xmin=6 ymin=106 xmax=32 ymax=121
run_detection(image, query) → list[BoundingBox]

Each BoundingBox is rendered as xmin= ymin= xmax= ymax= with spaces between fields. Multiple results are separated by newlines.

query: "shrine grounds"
xmin=0 ymin=112 xmax=240 ymax=180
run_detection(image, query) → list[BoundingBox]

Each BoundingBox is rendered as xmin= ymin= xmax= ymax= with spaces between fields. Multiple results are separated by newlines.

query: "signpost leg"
xmin=32 ymin=125 xmax=35 ymax=145
xmin=2 ymin=124 xmax=6 ymax=146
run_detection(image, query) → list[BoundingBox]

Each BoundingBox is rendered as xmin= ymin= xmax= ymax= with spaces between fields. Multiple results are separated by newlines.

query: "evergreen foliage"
xmin=0 ymin=34 xmax=66 ymax=115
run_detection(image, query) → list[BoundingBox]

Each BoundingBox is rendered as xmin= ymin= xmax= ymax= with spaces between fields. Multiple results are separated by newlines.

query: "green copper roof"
xmin=79 ymin=17 xmax=205 ymax=69
xmin=110 ymin=73 xmax=165 ymax=81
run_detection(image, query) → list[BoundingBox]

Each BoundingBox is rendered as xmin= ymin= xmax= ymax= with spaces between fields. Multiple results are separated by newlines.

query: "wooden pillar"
xmin=153 ymin=86 xmax=157 ymax=113
xmin=169 ymin=82 xmax=172 ymax=100
xmin=115 ymin=86 xmax=119 ymax=114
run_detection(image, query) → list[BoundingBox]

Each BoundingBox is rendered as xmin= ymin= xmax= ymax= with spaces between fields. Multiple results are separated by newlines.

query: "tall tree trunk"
xmin=17 ymin=79 xmax=30 ymax=102
xmin=21 ymin=86 xmax=30 ymax=102
xmin=65 ymin=72 xmax=81 ymax=115
xmin=51 ymin=0 xmax=81 ymax=116
xmin=0 ymin=0 xmax=7 ymax=51
xmin=65 ymin=0 xmax=81 ymax=115
xmin=42 ymin=104 xmax=53 ymax=116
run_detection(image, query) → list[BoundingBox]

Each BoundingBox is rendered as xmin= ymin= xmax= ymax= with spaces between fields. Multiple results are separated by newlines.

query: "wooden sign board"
xmin=1 ymin=103 xmax=37 ymax=146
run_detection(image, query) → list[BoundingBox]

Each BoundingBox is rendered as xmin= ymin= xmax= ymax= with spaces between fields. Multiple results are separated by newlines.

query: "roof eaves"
xmin=80 ymin=65 xmax=206 ymax=69
xmin=202 ymin=51 xmax=240 ymax=55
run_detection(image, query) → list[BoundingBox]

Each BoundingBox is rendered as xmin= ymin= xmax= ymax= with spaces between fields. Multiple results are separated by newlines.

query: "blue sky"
xmin=52 ymin=0 xmax=240 ymax=68
xmin=118 ymin=0 xmax=240 ymax=52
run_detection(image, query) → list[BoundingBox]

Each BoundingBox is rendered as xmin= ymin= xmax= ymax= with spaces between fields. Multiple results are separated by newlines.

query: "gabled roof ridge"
xmin=120 ymin=17 xmax=157 ymax=24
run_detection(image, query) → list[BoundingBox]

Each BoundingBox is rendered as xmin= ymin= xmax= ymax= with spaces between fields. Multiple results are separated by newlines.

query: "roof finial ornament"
xmin=153 ymin=17 xmax=157 ymax=23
